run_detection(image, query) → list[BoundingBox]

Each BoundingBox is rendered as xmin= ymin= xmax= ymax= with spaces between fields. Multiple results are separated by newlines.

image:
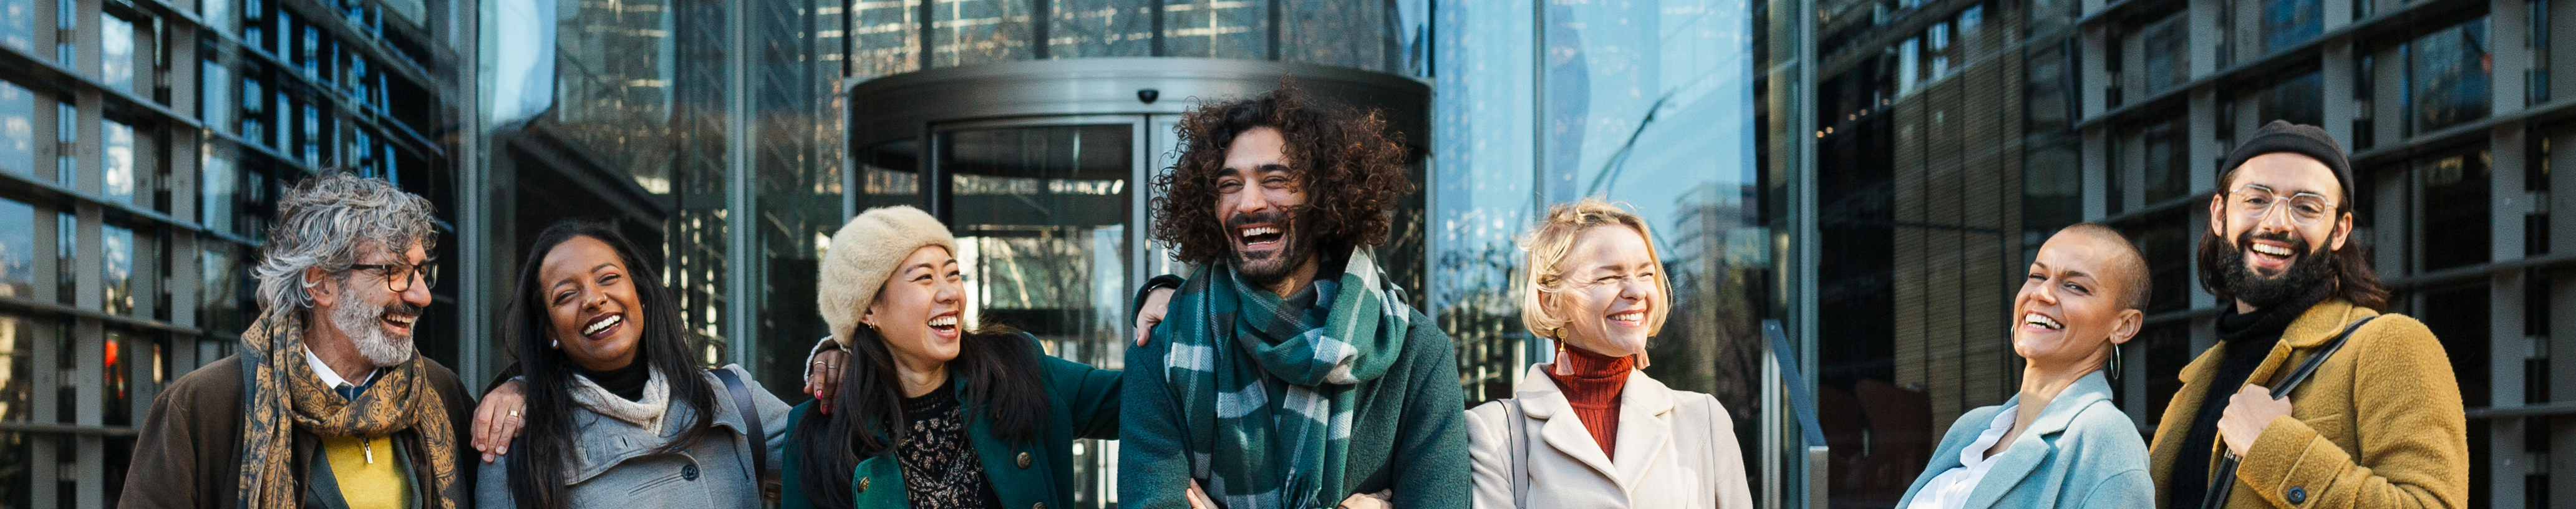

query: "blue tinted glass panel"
xmin=102 ymin=120 xmax=134 ymax=204
xmin=2262 ymin=0 xmax=2322 ymax=52
xmin=0 ymin=82 xmax=28 ymax=176
xmin=0 ymin=199 xmax=31 ymax=298
xmin=2409 ymin=17 xmax=2491 ymax=133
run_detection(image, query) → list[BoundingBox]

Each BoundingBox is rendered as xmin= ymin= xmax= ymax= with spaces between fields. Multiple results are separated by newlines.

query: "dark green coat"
xmin=780 ymin=341 xmax=1121 ymax=509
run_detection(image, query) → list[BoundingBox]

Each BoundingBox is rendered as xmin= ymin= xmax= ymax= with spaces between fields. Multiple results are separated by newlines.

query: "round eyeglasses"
xmin=349 ymin=261 xmax=439 ymax=292
xmin=2227 ymin=185 xmax=2338 ymax=226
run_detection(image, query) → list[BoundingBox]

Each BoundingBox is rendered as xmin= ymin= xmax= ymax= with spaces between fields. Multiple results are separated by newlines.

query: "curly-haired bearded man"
xmin=1120 ymin=85 xmax=1469 ymax=509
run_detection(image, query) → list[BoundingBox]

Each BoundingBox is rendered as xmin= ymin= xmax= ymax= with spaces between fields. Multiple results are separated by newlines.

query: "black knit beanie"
xmin=2219 ymin=120 xmax=2355 ymax=201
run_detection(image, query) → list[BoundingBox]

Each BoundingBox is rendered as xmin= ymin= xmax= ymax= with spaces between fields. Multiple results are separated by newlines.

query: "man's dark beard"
xmin=2218 ymin=229 xmax=2337 ymax=309
xmin=1226 ymin=209 xmax=1315 ymax=285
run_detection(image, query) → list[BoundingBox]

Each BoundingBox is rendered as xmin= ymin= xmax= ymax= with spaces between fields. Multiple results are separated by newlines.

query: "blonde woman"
xmin=1463 ymin=199 xmax=1755 ymax=509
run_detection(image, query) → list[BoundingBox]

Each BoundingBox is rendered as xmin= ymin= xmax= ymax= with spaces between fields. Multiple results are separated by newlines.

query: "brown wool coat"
xmin=118 ymin=354 xmax=478 ymax=509
xmin=2147 ymin=298 xmax=2469 ymax=509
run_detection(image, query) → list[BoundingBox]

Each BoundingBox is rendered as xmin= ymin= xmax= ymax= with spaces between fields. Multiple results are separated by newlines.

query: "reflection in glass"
xmin=1517 ymin=0 xmax=1767 ymax=491
xmin=200 ymin=247 xmax=244 ymax=334
xmin=0 ymin=81 xmax=29 ymax=176
xmin=1047 ymin=0 xmax=1151 ymax=59
xmin=0 ymin=316 xmax=29 ymax=422
xmin=200 ymin=62 xmax=231 ymax=135
xmin=2419 ymin=148 xmax=2490 ymax=271
xmin=0 ymin=318 xmax=26 ymax=508
xmin=553 ymin=0 xmax=677 ymax=191
xmin=931 ymin=0 xmax=1034 ymax=67
xmin=2141 ymin=14 xmax=2189 ymax=96
xmin=1281 ymin=0 xmax=1394 ymax=71
xmin=2262 ymin=0 xmax=2320 ymax=52
xmin=2259 ymin=70 xmax=2323 ymax=127
xmin=2409 ymin=17 xmax=2490 ymax=134
xmin=102 ymin=14 xmax=133 ymax=94
xmin=2140 ymin=119 xmax=2188 ymax=206
xmin=851 ymin=0 xmax=921 ymax=79
xmin=0 ymin=0 xmax=30 ymax=52
xmin=104 ymin=225 xmax=133 ymax=315
xmin=939 ymin=124 xmax=1131 ymax=507
xmin=0 ymin=199 xmax=29 ymax=298
xmin=103 ymin=330 xmax=130 ymax=426
xmin=1162 ymin=0 xmax=1266 ymax=61
xmin=858 ymin=139 xmax=922 ymax=210
xmin=1433 ymin=0 xmax=1537 ymax=403
xmin=104 ymin=120 xmax=135 ymax=204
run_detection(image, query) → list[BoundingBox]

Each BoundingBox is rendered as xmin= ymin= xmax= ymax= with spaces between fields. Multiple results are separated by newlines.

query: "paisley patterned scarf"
xmin=235 ymin=313 xmax=460 ymax=508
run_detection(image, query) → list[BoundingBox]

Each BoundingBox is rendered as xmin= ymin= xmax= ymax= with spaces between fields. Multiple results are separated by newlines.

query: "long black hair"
xmin=790 ymin=317 xmax=1050 ymax=507
xmin=502 ymin=221 xmax=722 ymax=508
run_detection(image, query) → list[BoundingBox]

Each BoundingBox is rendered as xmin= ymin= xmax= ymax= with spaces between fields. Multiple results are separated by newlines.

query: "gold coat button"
xmin=856 ymin=476 xmax=871 ymax=492
xmin=1016 ymin=452 xmax=1034 ymax=468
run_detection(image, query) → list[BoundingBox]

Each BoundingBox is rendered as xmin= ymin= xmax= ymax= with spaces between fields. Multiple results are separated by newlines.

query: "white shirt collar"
xmin=303 ymin=346 xmax=377 ymax=389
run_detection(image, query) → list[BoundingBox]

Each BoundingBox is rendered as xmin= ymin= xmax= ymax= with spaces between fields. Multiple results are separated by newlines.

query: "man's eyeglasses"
xmin=349 ymin=261 xmax=439 ymax=292
xmin=2227 ymin=185 xmax=2338 ymax=226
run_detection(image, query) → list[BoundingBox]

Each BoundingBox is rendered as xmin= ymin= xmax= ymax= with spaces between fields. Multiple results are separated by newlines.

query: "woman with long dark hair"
xmin=782 ymin=206 xmax=1121 ymax=509
xmin=474 ymin=221 xmax=791 ymax=508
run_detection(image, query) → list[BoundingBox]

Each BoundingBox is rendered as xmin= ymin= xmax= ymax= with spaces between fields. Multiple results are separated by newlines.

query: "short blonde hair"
xmin=1520 ymin=198 xmax=1672 ymax=340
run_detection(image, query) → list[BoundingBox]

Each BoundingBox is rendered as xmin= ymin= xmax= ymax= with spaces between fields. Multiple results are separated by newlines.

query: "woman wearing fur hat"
xmin=475 ymin=221 xmax=793 ymax=508
xmin=782 ymin=205 xmax=1123 ymax=509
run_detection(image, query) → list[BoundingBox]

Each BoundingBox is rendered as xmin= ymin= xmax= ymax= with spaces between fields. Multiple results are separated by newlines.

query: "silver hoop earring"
xmin=2106 ymin=343 xmax=2124 ymax=381
xmin=550 ymin=339 xmax=560 ymax=349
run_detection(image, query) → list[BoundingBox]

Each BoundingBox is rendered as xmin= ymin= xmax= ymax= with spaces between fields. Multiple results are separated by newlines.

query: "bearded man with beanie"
xmin=1120 ymin=85 xmax=1470 ymax=509
xmin=2147 ymin=120 xmax=2467 ymax=509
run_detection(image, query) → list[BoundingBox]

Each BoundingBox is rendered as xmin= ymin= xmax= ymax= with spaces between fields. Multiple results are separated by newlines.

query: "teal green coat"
xmin=779 ymin=341 xmax=1121 ymax=509
xmin=1893 ymin=371 xmax=2153 ymax=509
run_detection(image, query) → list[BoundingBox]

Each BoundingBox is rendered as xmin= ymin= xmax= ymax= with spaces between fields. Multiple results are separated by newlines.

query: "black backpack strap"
xmin=709 ymin=367 xmax=779 ymax=500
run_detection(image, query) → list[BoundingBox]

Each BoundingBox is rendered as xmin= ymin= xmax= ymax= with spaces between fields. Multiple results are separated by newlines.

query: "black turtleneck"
xmin=2164 ymin=284 xmax=2332 ymax=509
xmin=576 ymin=359 xmax=653 ymax=402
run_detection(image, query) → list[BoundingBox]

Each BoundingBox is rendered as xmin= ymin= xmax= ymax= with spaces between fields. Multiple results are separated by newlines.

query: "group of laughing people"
xmin=117 ymin=84 xmax=2469 ymax=509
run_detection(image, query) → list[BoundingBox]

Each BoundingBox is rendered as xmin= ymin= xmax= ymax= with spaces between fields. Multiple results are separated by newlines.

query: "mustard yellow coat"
xmin=2147 ymin=298 xmax=2469 ymax=509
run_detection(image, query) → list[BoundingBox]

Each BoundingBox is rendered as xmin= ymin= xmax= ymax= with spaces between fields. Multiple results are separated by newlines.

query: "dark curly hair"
xmin=1152 ymin=83 xmax=1416 ymax=264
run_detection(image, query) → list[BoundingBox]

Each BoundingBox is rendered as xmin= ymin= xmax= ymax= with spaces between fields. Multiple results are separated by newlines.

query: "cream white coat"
xmin=1464 ymin=364 xmax=1756 ymax=509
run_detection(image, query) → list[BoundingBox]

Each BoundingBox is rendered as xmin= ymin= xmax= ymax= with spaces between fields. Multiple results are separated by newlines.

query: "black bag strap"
xmin=2269 ymin=316 xmax=2377 ymax=397
xmin=2199 ymin=315 xmax=2377 ymax=509
xmin=709 ymin=367 xmax=780 ymax=501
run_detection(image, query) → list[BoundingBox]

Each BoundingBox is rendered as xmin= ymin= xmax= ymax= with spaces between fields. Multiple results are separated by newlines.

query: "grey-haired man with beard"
xmin=2146 ymin=121 xmax=2467 ymax=509
xmin=122 ymin=173 xmax=477 ymax=509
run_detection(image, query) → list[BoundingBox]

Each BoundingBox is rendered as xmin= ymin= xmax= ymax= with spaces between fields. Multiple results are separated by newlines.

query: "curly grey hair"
xmin=250 ymin=172 xmax=440 ymax=320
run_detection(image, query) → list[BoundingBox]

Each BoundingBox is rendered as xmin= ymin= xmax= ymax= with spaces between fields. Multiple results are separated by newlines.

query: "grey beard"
xmin=329 ymin=299 xmax=415 ymax=367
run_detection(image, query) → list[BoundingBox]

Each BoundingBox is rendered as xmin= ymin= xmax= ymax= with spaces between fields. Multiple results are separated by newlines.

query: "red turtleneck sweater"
xmin=1544 ymin=344 xmax=1634 ymax=459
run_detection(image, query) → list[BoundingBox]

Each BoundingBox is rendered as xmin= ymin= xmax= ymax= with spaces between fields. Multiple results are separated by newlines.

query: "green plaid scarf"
xmin=1158 ymin=247 xmax=1412 ymax=509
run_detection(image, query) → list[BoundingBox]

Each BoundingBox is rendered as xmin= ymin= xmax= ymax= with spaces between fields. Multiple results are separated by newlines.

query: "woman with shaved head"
xmin=1892 ymin=223 xmax=2156 ymax=509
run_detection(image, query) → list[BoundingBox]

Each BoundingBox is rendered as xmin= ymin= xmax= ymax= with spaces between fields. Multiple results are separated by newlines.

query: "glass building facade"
xmin=1804 ymin=0 xmax=2576 ymax=506
xmin=9 ymin=0 xmax=2567 ymax=506
xmin=0 ymin=0 xmax=467 ymax=505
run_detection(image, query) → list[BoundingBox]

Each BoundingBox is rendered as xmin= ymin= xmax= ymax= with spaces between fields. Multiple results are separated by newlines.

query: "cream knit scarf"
xmin=571 ymin=367 xmax=672 ymax=430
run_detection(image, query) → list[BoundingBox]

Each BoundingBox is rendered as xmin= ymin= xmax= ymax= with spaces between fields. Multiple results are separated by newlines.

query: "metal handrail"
xmin=1765 ymin=319 xmax=1830 ymax=509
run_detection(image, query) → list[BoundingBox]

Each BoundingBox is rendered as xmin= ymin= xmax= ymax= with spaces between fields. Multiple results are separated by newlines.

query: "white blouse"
xmin=1905 ymin=404 xmax=2020 ymax=509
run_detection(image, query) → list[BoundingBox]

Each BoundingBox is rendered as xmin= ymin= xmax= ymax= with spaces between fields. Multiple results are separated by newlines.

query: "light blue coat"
xmin=1893 ymin=371 xmax=2153 ymax=509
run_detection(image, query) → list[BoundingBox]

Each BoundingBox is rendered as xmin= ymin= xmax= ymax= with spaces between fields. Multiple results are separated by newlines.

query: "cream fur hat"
xmin=818 ymin=205 xmax=958 ymax=348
